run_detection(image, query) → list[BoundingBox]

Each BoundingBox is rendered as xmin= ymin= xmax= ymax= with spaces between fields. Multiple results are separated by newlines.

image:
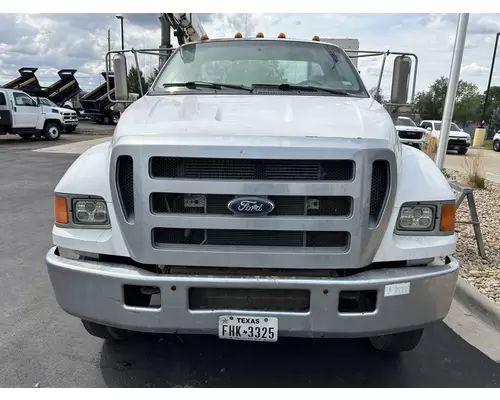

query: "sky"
xmin=1 ymin=13 xmax=500 ymax=96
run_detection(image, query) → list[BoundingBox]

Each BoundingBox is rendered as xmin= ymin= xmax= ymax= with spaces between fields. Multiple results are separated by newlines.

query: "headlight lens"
xmin=73 ymin=199 xmax=109 ymax=225
xmin=397 ymin=205 xmax=435 ymax=231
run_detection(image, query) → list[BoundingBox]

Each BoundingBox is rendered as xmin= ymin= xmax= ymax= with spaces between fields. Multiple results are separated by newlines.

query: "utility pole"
xmin=159 ymin=14 xmax=172 ymax=70
xmin=107 ymin=29 xmax=111 ymax=71
xmin=435 ymin=13 xmax=469 ymax=170
xmin=116 ymin=15 xmax=124 ymax=50
xmin=480 ymin=32 xmax=500 ymax=127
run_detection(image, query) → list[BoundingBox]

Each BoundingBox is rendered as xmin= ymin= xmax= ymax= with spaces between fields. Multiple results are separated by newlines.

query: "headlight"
xmin=397 ymin=204 xmax=436 ymax=231
xmin=73 ymin=199 xmax=109 ymax=225
xmin=51 ymin=108 xmax=59 ymax=114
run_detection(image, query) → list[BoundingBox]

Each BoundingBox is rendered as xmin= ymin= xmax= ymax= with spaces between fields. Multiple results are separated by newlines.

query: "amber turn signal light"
xmin=439 ymin=204 xmax=456 ymax=232
xmin=54 ymin=196 xmax=69 ymax=224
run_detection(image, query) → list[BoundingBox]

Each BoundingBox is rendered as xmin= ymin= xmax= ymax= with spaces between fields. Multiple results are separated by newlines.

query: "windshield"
xmin=39 ymin=98 xmax=57 ymax=107
xmin=395 ymin=117 xmax=416 ymax=127
xmin=435 ymin=122 xmax=461 ymax=131
xmin=152 ymin=40 xmax=368 ymax=97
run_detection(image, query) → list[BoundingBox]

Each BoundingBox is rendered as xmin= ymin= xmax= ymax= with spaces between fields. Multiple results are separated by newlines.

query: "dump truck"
xmin=79 ymin=72 xmax=119 ymax=125
xmin=45 ymin=16 xmax=459 ymax=353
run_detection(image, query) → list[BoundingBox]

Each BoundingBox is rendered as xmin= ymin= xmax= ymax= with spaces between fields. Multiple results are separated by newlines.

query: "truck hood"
xmin=436 ymin=130 xmax=470 ymax=139
xmin=395 ymin=125 xmax=427 ymax=133
xmin=113 ymin=94 xmax=398 ymax=145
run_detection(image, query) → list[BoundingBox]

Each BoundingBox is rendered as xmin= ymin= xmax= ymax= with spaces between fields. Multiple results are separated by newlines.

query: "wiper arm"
xmin=252 ymin=83 xmax=353 ymax=96
xmin=163 ymin=81 xmax=253 ymax=92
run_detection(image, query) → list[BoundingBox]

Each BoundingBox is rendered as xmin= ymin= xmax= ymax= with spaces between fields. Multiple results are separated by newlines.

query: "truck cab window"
xmin=0 ymin=92 xmax=6 ymax=106
xmin=14 ymin=93 xmax=36 ymax=107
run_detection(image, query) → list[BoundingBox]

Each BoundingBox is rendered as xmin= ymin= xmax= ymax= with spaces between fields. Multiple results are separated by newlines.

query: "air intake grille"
xmin=151 ymin=193 xmax=352 ymax=217
xmin=150 ymin=157 xmax=354 ymax=181
xmin=369 ymin=160 xmax=389 ymax=226
xmin=116 ymin=155 xmax=134 ymax=221
xmin=153 ymin=228 xmax=349 ymax=249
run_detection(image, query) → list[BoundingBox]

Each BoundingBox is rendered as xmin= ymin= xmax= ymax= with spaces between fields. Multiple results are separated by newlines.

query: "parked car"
xmin=493 ymin=131 xmax=500 ymax=152
xmin=419 ymin=120 xmax=471 ymax=154
xmin=394 ymin=116 xmax=427 ymax=149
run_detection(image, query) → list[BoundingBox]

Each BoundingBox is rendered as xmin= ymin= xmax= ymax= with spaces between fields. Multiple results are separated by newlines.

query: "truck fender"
xmin=55 ymin=140 xmax=113 ymax=201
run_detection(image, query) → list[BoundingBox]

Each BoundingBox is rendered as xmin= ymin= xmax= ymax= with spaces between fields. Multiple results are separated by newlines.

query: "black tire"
xmin=81 ymin=320 xmax=136 ymax=340
xmin=19 ymin=134 xmax=33 ymax=140
xmin=369 ymin=328 xmax=424 ymax=353
xmin=43 ymin=122 xmax=61 ymax=141
xmin=457 ymin=147 xmax=468 ymax=155
xmin=493 ymin=140 xmax=500 ymax=152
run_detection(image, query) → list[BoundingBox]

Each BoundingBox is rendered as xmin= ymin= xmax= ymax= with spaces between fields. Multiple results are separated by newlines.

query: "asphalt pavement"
xmin=0 ymin=134 xmax=499 ymax=388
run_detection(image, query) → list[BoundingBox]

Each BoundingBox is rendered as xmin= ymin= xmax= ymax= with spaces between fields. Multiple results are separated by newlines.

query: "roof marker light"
xmin=312 ymin=36 xmax=320 ymax=41
xmin=278 ymin=33 xmax=286 ymax=38
xmin=201 ymin=34 xmax=209 ymax=40
xmin=256 ymin=32 xmax=264 ymax=38
xmin=234 ymin=32 xmax=243 ymax=38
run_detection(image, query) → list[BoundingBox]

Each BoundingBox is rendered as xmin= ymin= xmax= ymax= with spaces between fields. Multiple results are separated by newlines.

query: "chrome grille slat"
xmin=150 ymin=157 xmax=354 ymax=181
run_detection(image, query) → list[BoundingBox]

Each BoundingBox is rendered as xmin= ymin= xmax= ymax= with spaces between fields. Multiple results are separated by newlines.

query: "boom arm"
xmin=160 ymin=13 xmax=207 ymax=46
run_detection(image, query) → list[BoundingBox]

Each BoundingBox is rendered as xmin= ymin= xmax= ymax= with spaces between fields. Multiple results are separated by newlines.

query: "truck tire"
xmin=493 ymin=140 xmax=500 ymax=152
xmin=457 ymin=147 xmax=468 ymax=155
xmin=368 ymin=328 xmax=424 ymax=353
xmin=81 ymin=320 xmax=136 ymax=340
xmin=43 ymin=122 xmax=61 ymax=141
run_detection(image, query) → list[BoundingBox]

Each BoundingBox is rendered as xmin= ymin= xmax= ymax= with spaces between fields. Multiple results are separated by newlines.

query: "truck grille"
xmin=151 ymin=193 xmax=352 ymax=216
xmin=153 ymin=228 xmax=349 ymax=249
xmin=398 ymin=131 xmax=424 ymax=140
xmin=116 ymin=155 xmax=134 ymax=221
xmin=369 ymin=160 xmax=389 ymax=225
xmin=150 ymin=157 xmax=354 ymax=181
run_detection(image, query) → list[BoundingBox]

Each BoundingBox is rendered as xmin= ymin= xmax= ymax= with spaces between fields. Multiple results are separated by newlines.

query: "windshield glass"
xmin=395 ymin=117 xmax=416 ymax=127
xmin=435 ymin=122 xmax=461 ymax=131
xmin=40 ymin=98 xmax=57 ymax=107
xmin=152 ymin=40 xmax=368 ymax=96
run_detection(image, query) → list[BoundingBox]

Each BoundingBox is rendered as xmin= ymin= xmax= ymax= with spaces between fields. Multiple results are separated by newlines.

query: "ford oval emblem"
xmin=228 ymin=197 xmax=275 ymax=216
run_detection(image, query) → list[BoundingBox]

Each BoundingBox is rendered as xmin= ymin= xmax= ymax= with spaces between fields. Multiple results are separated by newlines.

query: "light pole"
xmin=115 ymin=15 xmax=124 ymax=50
xmin=480 ymin=32 xmax=500 ymax=127
xmin=435 ymin=13 xmax=469 ymax=170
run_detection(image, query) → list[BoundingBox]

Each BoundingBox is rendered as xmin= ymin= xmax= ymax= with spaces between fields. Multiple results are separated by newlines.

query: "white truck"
xmin=45 ymin=22 xmax=459 ymax=353
xmin=394 ymin=116 xmax=428 ymax=149
xmin=0 ymin=88 xmax=66 ymax=140
xmin=38 ymin=97 xmax=79 ymax=133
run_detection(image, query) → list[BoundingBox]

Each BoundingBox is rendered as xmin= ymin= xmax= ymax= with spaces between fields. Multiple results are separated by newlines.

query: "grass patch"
xmin=462 ymin=149 xmax=486 ymax=189
xmin=422 ymin=135 xmax=438 ymax=161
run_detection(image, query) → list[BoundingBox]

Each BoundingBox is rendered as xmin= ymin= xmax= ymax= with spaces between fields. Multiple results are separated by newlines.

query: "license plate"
xmin=218 ymin=316 xmax=278 ymax=342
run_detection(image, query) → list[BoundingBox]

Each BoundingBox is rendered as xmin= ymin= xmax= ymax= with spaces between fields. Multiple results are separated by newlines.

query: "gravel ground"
xmin=445 ymin=168 xmax=500 ymax=306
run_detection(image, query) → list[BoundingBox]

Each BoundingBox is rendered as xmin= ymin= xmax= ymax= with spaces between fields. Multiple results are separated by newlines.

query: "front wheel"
xmin=43 ymin=122 xmax=61 ymax=141
xmin=81 ymin=320 xmax=136 ymax=340
xmin=493 ymin=140 xmax=500 ymax=152
xmin=369 ymin=328 xmax=424 ymax=353
xmin=457 ymin=147 xmax=468 ymax=155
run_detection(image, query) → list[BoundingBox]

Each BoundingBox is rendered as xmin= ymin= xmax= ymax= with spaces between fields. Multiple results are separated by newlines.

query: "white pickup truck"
xmin=45 ymin=35 xmax=459 ymax=353
xmin=0 ymin=88 xmax=66 ymax=140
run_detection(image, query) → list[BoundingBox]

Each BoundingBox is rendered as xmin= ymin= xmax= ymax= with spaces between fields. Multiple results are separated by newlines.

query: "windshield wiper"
xmin=162 ymin=81 xmax=253 ymax=92
xmin=252 ymin=83 xmax=354 ymax=96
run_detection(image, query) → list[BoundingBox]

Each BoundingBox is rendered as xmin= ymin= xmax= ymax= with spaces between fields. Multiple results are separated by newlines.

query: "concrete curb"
xmin=454 ymin=276 xmax=500 ymax=332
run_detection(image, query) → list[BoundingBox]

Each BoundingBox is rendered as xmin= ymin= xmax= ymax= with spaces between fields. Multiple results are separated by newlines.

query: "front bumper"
xmin=63 ymin=120 xmax=79 ymax=128
xmin=45 ymin=246 xmax=459 ymax=338
xmin=399 ymin=137 xmax=425 ymax=145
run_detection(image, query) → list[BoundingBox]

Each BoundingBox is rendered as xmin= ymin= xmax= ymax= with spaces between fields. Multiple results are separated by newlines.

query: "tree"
xmin=415 ymin=76 xmax=482 ymax=125
xmin=369 ymin=87 xmax=385 ymax=103
xmin=487 ymin=106 xmax=500 ymax=139
xmin=483 ymin=86 xmax=500 ymax=122
xmin=127 ymin=66 xmax=148 ymax=97
xmin=147 ymin=67 xmax=160 ymax=87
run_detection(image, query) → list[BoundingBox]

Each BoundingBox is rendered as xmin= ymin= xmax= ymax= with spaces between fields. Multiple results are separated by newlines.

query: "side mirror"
xmin=391 ymin=55 xmax=412 ymax=105
xmin=113 ymin=53 xmax=129 ymax=101
xmin=426 ymin=127 xmax=432 ymax=132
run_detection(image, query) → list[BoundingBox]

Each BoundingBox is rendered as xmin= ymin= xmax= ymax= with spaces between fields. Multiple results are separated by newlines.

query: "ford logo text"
xmin=227 ymin=197 xmax=275 ymax=216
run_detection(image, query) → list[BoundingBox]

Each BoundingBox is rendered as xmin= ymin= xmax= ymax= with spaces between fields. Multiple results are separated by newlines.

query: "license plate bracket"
xmin=218 ymin=315 xmax=278 ymax=342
